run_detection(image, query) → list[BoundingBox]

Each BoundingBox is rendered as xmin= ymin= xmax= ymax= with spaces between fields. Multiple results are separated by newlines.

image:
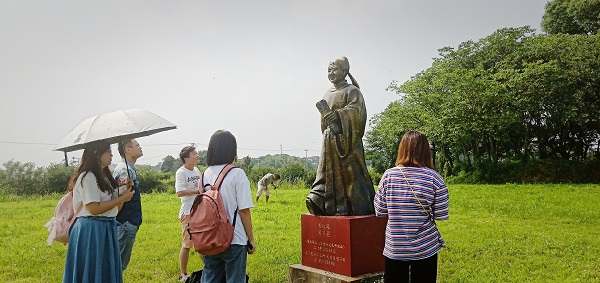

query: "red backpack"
xmin=187 ymin=165 xmax=237 ymax=256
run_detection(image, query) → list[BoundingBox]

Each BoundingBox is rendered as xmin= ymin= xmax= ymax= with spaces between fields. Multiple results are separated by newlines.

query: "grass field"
xmin=1 ymin=183 xmax=599 ymax=282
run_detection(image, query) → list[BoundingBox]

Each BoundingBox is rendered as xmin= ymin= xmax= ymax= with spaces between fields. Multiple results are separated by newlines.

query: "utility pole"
xmin=280 ymin=144 xmax=282 ymax=155
xmin=304 ymin=149 xmax=308 ymax=168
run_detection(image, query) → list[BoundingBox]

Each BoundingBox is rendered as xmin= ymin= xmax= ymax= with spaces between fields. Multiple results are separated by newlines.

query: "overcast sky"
xmin=0 ymin=0 xmax=549 ymax=167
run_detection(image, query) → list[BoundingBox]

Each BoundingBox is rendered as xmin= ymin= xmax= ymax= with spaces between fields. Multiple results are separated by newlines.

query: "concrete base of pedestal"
xmin=288 ymin=264 xmax=383 ymax=283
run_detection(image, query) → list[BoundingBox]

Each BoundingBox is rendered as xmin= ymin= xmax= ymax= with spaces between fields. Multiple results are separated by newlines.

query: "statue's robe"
xmin=306 ymin=82 xmax=375 ymax=216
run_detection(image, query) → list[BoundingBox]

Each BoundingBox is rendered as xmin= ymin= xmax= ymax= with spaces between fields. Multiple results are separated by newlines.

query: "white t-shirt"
xmin=175 ymin=166 xmax=201 ymax=218
xmin=202 ymin=165 xmax=254 ymax=246
xmin=72 ymin=172 xmax=118 ymax=217
xmin=258 ymin=173 xmax=276 ymax=187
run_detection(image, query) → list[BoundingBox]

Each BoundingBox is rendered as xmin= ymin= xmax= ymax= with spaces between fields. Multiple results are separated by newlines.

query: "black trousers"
xmin=384 ymin=253 xmax=438 ymax=283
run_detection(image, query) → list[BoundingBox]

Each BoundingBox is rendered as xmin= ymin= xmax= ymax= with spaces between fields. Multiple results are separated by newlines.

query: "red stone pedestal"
xmin=300 ymin=214 xmax=387 ymax=277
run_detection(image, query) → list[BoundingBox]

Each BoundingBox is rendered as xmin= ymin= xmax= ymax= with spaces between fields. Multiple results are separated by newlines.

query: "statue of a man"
xmin=306 ymin=57 xmax=375 ymax=216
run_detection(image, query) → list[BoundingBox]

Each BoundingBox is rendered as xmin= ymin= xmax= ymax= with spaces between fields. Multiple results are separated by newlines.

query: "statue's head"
xmin=328 ymin=56 xmax=350 ymax=85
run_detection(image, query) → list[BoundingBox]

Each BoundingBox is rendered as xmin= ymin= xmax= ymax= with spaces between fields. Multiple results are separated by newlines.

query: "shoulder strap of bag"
xmin=201 ymin=164 xmax=239 ymax=227
xmin=70 ymin=202 xmax=83 ymax=227
xmin=213 ymin=164 xmax=236 ymax=191
xmin=398 ymin=167 xmax=435 ymax=223
xmin=200 ymin=164 xmax=236 ymax=191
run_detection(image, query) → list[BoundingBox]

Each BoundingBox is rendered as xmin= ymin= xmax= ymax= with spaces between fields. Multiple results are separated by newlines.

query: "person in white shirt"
xmin=256 ymin=173 xmax=280 ymax=203
xmin=175 ymin=146 xmax=202 ymax=282
xmin=201 ymin=130 xmax=255 ymax=283
xmin=63 ymin=140 xmax=134 ymax=283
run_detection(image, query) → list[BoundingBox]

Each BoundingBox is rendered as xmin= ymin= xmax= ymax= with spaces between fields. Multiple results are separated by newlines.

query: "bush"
xmin=368 ymin=166 xmax=382 ymax=186
xmin=277 ymin=161 xmax=316 ymax=187
xmin=445 ymin=159 xmax=600 ymax=184
xmin=246 ymin=166 xmax=277 ymax=185
xmin=0 ymin=160 xmax=45 ymax=195
xmin=303 ymin=170 xmax=316 ymax=187
xmin=160 ymin=175 xmax=176 ymax=194
xmin=278 ymin=161 xmax=307 ymax=182
xmin=44 ymin=164 xmax=75 ymax=194
xmin=136 ymin=165 xmax=172 ymax=193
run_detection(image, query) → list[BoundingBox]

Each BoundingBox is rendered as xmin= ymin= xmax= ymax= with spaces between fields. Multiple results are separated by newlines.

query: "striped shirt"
xmin=374 ymin=166 xmax=449 ymax=260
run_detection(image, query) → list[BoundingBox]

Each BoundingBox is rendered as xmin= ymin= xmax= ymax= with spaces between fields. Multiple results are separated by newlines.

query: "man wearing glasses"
xmin=114 ymin=139 xmax=144 ymax=271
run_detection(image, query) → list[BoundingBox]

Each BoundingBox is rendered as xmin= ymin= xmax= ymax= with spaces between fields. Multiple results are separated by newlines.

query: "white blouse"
xmin=72 ymin=172 xmax=118 ymax=217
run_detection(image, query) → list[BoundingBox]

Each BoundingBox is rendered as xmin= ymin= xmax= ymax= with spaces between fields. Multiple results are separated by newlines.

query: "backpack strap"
xmin=200 ymin=164 xmax=236 ymax=191
xmin=214 ymin=165 xmax=238 ymax=226
xmin=212 ymin=164 xmax=236 ymax=191
xmin=200 ymin=164 xmax=239 ymax=226
xmin=70 ymin=202 xmax=83 ymax=227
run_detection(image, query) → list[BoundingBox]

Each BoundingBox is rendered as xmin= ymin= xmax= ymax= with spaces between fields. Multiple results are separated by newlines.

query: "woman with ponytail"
xmin=306 ymin=56 xmax=375 ymax=216
xmin=62 ymin=140 xmax=135 ymax=283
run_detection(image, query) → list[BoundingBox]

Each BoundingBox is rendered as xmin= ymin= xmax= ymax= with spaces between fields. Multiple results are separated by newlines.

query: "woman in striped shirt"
xmin=374 ymin=131 xmax=449 ymax=283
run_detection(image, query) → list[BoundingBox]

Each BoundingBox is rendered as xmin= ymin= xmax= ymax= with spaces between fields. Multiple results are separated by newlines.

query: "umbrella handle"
xmin=125 ymin=162 xmax=131 ymax=179
xmin=118 ymin=162 xmax=133 ymax=197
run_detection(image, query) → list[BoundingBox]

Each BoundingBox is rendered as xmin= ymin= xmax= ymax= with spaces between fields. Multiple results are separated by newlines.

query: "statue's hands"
xmin=323 ymin=111 xmax=338 ymax=126
xmin=323 ymin=111 xmax=342 ymax=135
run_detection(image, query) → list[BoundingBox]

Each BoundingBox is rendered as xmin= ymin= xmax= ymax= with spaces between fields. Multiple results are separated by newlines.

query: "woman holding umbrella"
xmin=62 ymin=140 xmax=135 ymax=283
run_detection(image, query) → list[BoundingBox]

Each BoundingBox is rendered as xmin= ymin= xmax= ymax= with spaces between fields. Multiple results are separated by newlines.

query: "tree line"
xmin=0 ymin=153 xmax=320 ymax=196
xmin=365 ymin=0 xmax=600 ymax=183
xmin=158 ymin=151 xmax=318 ymax=185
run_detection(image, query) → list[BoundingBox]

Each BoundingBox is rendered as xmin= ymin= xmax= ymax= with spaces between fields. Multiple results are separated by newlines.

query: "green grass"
xmin=1 ymin=184 xmax=599 ymax=282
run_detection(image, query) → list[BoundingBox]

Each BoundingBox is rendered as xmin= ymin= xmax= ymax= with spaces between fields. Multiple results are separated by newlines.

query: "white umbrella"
xmin=54 ymin=109 xmax=177 ymax=152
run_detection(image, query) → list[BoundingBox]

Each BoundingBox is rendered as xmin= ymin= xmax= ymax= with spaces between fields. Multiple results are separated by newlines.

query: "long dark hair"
xmin=206 ymin=130 xmax=237 ymax=166
xmin=68 ymin=140 xmax=117 ymax=193
xmin=395 ymin=131 xmax=434 ymax=169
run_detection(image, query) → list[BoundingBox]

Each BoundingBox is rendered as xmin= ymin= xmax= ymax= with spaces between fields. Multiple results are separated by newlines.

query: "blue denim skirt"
xmin=63 ymin=216 xmax=123 ymax=283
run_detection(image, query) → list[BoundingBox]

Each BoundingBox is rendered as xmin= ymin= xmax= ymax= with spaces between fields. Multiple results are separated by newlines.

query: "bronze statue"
xmin=305 ymin=57 xmax=375 ymax=216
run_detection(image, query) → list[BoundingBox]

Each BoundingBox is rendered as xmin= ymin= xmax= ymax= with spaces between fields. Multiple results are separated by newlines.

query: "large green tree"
xmin=542 ymin=0 xmax=600 ymax=35
xmin=160 ymin=155 xmax=181 ymax=173
xmin=367 ymin=27 xmax=600 ymax=176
